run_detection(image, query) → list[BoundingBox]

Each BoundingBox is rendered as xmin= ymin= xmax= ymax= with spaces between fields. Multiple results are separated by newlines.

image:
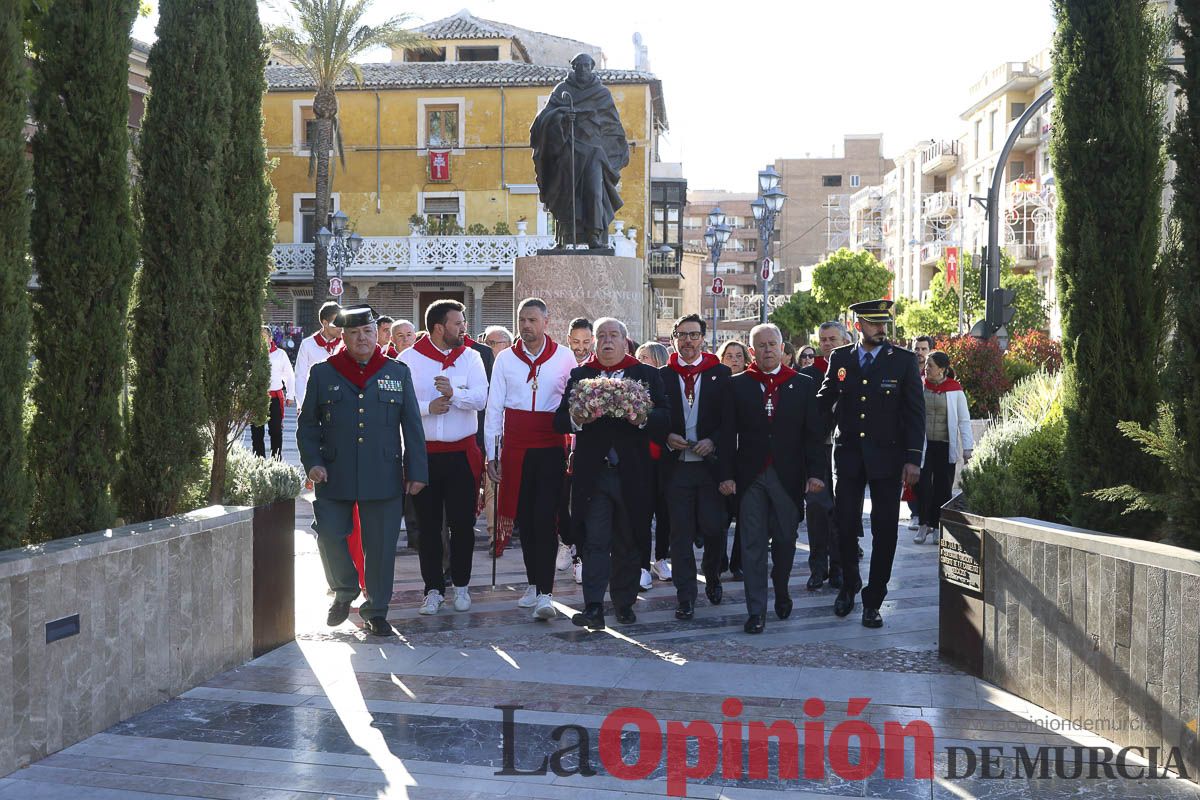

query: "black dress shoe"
xmin=828 ymin=569 xmax=843 ymax=590
xmin=729 ymin=568 xmax=744 ymax=581
xmin=326 ymin=600 xmax=351 ymax=626
xmin=862 ymin=608 xmax=883 ymax=628
xmin=744 ymin=614 xmax=765 ymax=634
xmin=834 ymin=588 xmax=856 ymax=617
xmin=806 ymin=573 xmax=825 ymax=591
xmin=571 ymin=603 xmax=605 ymax=631
xmin=364 ymin=617 xmax=395 ymax=636
xmin=615 ymin=606 xmax=637 ymax=624
xmin=774 ymin=593 xmax=793 ymax=620
xmin=675 ymin=601 xmax=695 ymax=620
xmin=705 ymin=579 xmax=723 ymax=605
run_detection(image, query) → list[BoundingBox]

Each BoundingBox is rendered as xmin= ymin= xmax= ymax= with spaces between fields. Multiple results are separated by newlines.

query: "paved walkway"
xmin=5 ymin=413 xmax=1198 ymax=798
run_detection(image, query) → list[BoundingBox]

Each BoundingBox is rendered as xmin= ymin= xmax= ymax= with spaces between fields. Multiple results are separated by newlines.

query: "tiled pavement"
xmin=5 ymin=413 xmax=1199 ymax=798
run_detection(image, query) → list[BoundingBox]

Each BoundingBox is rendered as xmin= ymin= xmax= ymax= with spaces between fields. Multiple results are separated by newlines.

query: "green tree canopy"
xmin=811 ymin=247 xmax=894 ymax=315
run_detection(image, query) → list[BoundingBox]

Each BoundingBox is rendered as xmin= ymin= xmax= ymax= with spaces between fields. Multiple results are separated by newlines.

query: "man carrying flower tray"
xmin=555 ymin=318 xmax=670 ymax=631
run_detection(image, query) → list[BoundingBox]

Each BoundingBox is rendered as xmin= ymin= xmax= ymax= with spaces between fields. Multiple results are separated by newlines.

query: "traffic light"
xmin=988 ymin=286 xmax=1016 ymax=332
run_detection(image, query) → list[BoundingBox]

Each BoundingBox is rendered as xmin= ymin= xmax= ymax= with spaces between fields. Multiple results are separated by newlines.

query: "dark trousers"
xmin=738 ymin=468 xmax=801 ymax=617
xmin=835 ymin=447 xmax=902 ymax=610
xmin=641 ymin=461 xmax=671 ymax=568
xmin=918 ymin=441 xmax=955 ymax=528
xmin=580 ymin=466 xmax=640 ymax=610
xmin=667 ymin=462 xmax=725 ymax=604
xmin=517 ymin=446 xmax=567 ymax=595
xmin=806 ymin=445 xmax=839 ymax=577
xmin=251 ymin=395 xmax=284 ymax=459
xmin=313 ymin=495 xmax=403 ymax=620
xmin=413 ymin=451 xmax=477 ymax=594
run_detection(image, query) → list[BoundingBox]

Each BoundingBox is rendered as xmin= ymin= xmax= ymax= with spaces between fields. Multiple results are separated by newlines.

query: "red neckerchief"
xmin=745 ymin=362 xmax=798 ymax=419
xmin=924 ymin=376 xmax=964 ymax=394
xmin=384 ymin=343 xmax=399 ymax=358
xmin=314 ymin=332 xmax=341 ymax=354
xmin=268 ymin=340 xmax=278 ymax=354
xmin=668 ymin=352 xmax=720 ymax=402
xmin=464 ymin=334 xmax=479 ymax=348
xmin=327 ymin=349 xmax=389 ymax=390
xmin=412 ymin=333 xmax=467 ymax=370
xmin=813 ymin=355 xmax=829 ymax=374
xmin=583 ymin=353 xmax=640 ymax=373
xmin=511 ymin=338 xmax=558 ymax=382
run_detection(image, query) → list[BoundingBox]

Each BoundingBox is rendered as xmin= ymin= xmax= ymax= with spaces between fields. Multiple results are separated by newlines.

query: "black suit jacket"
xmin=721 ymin=369 xmax=825 ymax=512
xmin=816 ymin=342 xmax=925 ymax=480
xmin=554 ymin=363 xmax=669 ymax=542
xmin=657 ymin=361 xmax=733 ymax=483
xmin=469 ymin=340 xmax=494 ymax=450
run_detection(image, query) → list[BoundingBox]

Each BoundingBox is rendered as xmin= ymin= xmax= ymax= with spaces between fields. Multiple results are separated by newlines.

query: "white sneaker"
xmin=517 ymin=584 xmax=538 ymax=608
xmin=555 ymin=542 xmax=573 ymax=571
xmin=913 ymin=525 xmax=930 ymax=544
xmin=453 ymin=586 xmax=471 ymax=612
xmin=907 ymin=517 xmax=920 ymax=531
xmin=639 ymin=569 xmax=653 ymax=592
xmin=573 ymin=559 xmax=583 ymax=584
xmin=652 ymin=559 xmax=672 ymax=582
xmin=419 ymin=590 xmax=443 ymax=615
xmin=533 ymin=593 xmax=556 ymax=620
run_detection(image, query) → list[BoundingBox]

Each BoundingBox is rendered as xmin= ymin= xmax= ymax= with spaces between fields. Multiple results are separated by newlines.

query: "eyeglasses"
xmin=674 ymin=331 xmax=704 ymax=340
xmin=798 ymin=353 xmax=816 ymax=360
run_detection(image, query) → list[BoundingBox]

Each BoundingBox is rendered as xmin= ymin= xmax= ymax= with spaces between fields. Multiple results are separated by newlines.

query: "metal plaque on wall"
xmin=939 ymin=523 xmax=982 ymax=592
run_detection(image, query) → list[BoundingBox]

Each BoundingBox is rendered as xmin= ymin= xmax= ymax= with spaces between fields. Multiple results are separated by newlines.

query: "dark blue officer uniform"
xmin=817 ymin=336 xmax=924 ymax=611
xmin=297 ymin=355 xmax=428 ymax=621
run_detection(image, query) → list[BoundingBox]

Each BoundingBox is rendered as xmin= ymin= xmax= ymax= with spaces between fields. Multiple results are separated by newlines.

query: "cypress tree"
xmin=0 ymin=0 xmax=31 ymax=548
xmin=121 ymin=0 xmax=229 ymax=521
xmin=1164 ymin=1 xmax=1200 ymax=538
xmin=28 ymin=0 xmax=139 ymax=539
xmin=205 ymin=0 xmax=273 ymax=504
xmin=1051 ymin=0 xmax=1167 ymax=533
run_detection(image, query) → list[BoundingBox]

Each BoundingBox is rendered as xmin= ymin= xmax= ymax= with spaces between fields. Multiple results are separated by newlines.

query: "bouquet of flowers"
xmin=569 ymin=376 xmax=653 ymax=425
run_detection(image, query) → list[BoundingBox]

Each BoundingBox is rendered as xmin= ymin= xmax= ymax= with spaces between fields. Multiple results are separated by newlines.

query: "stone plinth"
xmin=514 ymin=254 xmax=645 ymax=344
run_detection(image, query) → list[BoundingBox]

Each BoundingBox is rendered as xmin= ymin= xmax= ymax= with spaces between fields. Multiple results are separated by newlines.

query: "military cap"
xmin=334 ymin=305 xmax=377 ymax=329
xmin=849 ymin=299 xmax=895 ymax=323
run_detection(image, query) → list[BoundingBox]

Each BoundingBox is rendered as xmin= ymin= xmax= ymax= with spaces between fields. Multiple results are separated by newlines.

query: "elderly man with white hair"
xmin=555 ymin=317 xmax=669 ymax=631
xmin=719 ymin=323 xmax=826 ymax=634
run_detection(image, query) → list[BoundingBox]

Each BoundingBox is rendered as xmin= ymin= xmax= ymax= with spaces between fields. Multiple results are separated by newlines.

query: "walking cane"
xmin=562 ymin=90 xmax=577 ymax=248
xmin=491 ymin=434 xmax=501 ymax=589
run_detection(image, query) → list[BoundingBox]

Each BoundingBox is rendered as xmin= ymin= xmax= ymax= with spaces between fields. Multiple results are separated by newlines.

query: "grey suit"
xmin=297 ymin=359 xmax=428 ymax=620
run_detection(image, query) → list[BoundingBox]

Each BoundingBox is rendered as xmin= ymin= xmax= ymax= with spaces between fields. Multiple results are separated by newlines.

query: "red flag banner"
xmin=429 ymin=150 xmax=450 ymax=182
xmin=945 ymin=246 xmax=960 ymax=287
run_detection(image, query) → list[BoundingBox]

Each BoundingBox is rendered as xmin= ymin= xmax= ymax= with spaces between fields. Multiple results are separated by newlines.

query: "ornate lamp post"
xmin=704 ymin=205 xmax=732 ymax=351
xmin=315 ymin=209 xmax=364 ymax=306
xmin=751 ymin=165 xmax=787 ymax=323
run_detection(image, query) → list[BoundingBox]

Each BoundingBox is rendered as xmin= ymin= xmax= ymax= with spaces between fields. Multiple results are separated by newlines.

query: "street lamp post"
xmin=751 ymin=165 xmax=787 ymax=324
xmin=704 ymin=205 xmax=732 ymax=351
xmin=315 ymin=209 xmax=364 ymax=310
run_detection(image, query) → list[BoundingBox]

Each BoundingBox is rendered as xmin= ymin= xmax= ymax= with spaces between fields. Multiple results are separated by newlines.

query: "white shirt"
xmin=673 ymin=356 xmax=705 ymax=462
xmin=294 ymin=332 xmax=340 ymax=409
xmin=484 ymin=339 xmax=576 ymax=460
xmin=399 ymin=342 xmax=488 ymax=443
xmin=268 ymin=347 xmax=296 ymax=401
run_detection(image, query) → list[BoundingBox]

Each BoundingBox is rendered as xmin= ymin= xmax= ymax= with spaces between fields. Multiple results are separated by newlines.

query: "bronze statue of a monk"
xmin=530 ymin=53 xmax=630 ymax=250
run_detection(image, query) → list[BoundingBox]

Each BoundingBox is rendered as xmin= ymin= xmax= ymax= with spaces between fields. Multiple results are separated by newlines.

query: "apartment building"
xmin=681 ymin=190 xmax=761 ymax=345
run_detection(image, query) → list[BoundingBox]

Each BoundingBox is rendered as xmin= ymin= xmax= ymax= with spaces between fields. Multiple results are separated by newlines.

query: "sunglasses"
xmin=798 ymin=352 xmax=816 ymax=360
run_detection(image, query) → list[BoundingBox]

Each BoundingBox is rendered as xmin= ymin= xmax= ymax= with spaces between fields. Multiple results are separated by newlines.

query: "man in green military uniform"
xmin=817 ymin=299 xmax=925 ymax=629
xmin=298 ymin=306 xmax=428 ymax=637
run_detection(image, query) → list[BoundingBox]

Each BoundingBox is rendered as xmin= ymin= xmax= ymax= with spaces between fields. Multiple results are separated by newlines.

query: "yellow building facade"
xmin=263 ymin=12 xmax=666 ymax=334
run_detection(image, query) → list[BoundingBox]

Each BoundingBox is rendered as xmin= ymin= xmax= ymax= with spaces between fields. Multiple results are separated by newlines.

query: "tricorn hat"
xmin=334 ymin=305 xmax=377 ymax=329
xmin=849 ymin=299 xmax=894 ymax=323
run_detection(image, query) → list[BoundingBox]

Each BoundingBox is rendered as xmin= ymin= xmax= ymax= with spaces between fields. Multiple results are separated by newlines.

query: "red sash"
xmin=511 ymin=338 xmax=558 ymax=382
xmin=383 ymin=343 xmax=399 ymax=359
xmin=582 ymin=353 xmax=640 ymax=372
xmin=496 ymin=408 xmax=566 ymax=545
xmin=412 ymin=334 xmax=467 ymax=369
xmin=269 ymin=389 xmax=286 ymax=403
xmin=327 ymin=349 xmax=389 ymax=390
xmin=427 ymin=435 xmax=484 ymax=491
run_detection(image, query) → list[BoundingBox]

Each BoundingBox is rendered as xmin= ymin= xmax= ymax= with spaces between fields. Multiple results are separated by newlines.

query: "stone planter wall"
xmin=0 ymin=506 xmax=254 ymax=776
xmin=940 ymin=509 xmax=1200 ymax=781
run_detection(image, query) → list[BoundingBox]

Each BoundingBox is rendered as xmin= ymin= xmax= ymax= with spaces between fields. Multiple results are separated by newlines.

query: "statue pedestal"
xmin=514 ymin=255 xmax=645 ymax=344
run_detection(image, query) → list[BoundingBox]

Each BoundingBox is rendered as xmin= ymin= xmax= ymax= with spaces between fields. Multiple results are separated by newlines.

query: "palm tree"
xmin=265 ymin=1 xmax=425 ymax=316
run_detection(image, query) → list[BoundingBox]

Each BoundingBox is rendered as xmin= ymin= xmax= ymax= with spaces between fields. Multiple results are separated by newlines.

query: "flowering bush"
xmin=935 ymin=335 xmax=1010 ymax=418
xmin=1007 ymin=330 xmax=1063 ymax=374
xmin=569 ymin=377 xmax=652 ymax=424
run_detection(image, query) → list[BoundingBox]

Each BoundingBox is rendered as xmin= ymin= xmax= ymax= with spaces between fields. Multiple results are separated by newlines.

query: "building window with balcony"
xmin=418 ymin=193 xmax=464 ymax=234
xmin=822 ymin=175 xmax=842 ymax=187
xmin=417 ymin=97 xmax=466 ymax=153
xmin=657 ymin=294 xmax=682 ymax=320
xmin=1008 ymin=160 xmax=1026 ymax=181
xmin=1010 ymin=101 xmax=1026 ymax=121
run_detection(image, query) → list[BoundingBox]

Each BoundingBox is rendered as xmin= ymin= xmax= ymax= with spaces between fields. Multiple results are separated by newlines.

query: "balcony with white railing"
xmin=922 ymin=192 xmax=960 ymax=218
xmin=271 ymin=233 xmax=559 ymax=279
xmin=921 ymin=140 xmax=960 ymax=175
xmin=1011 ymin=117 xmax=1042 ymax=151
